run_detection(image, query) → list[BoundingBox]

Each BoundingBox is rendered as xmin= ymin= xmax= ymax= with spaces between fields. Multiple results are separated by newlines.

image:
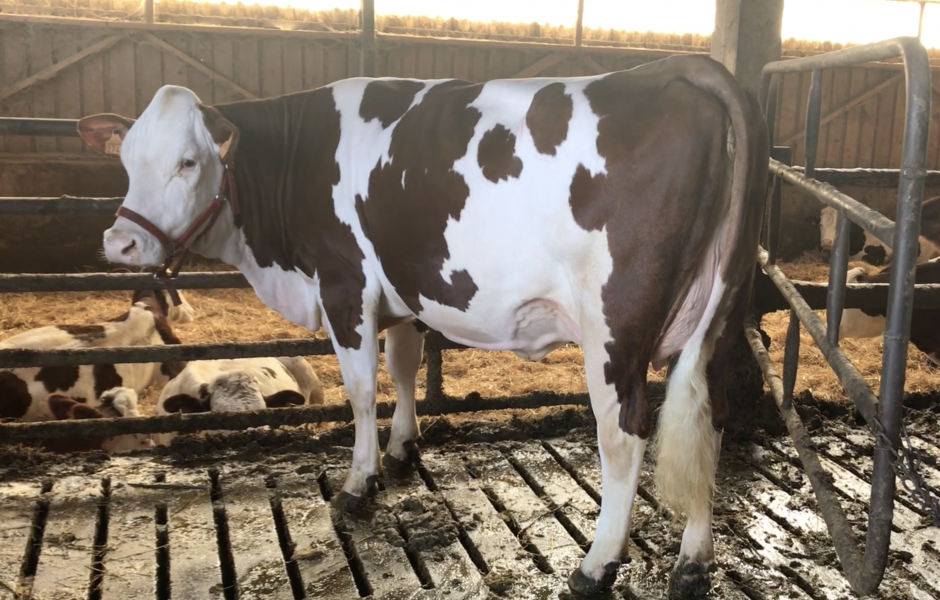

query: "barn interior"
xmin=1 ymin=0 xmax=940 ymax=599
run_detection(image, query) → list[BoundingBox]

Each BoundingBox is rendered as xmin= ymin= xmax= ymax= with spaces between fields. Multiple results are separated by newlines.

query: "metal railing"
xmin=756 ymin=36 xmax=938 ymax=596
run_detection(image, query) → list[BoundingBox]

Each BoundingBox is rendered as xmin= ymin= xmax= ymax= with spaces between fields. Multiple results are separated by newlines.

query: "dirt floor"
xmin=0 ymin=253 xmax=937 ymax=415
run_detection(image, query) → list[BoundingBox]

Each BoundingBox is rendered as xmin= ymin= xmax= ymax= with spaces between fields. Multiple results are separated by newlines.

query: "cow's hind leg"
xmin=329 ymin=319 xmax=382 ymax=511
xmin=568 ymin=331 xmax=650 ymax=596
xmin=382 ymin=321 xmax=425 ymax=474
xmin=655 ymin=331 xmax=724 ymax=598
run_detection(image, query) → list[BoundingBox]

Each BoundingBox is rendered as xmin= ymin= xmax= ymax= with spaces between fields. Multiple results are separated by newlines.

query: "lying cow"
xmin=153 ymin=357 xmax=324 ymax=445
xmin=838 ymin=260 xmax=940 ymax=365
xmin=0 ymin=289 xmax=188 ymax=423
xmin=39 ymin=387 xmax=152 ymax=453
xmin=80 ymin=54 xmax=769 ymax=595
xmin=819 ymin=196 xmax=940 ymax=265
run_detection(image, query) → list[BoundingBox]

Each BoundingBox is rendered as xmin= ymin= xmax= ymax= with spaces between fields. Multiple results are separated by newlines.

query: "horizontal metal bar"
xmin=754 ymin=274 xmax=940 ymax=312
xmin=0 ymin=117 xmax=79 ymax=137
xmin=770 ymin=159 xmax=897 ymax=247
xmin=758 ymin=247 xmax=880 ymax=425
xmin=0 ymin=271 xmax=251 ymax=293
xmin=763 ymin=36 xmax=924 ymax=75
xmin=0 ymin=196 xmax=123 ymax=215
xmin=0 ymin=391 xmax=588 ymax=441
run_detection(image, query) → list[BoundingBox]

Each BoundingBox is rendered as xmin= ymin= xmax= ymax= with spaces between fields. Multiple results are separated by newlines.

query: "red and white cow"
xmin=40 ymin=387 xmax=152 ymax=454
xmin=819 ymin=196 xmax=940 ymax=265
xmin=839 ymin=260 xmax=940 ymax=365
xmin=153 ymin=356 xmax=324 ymax=445
xmin=78 ymin=55 xmax=769 ymax=594
xmin=0 ymin=289 xmax=189 ymax=423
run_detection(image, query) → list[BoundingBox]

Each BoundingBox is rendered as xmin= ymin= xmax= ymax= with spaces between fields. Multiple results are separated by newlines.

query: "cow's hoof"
xmin=331 ymin=475 xmax=380 ymax=513
xmin=566 ymin=562 xmax=619 ymax=597
xmin=382 ymin=441 xmax=420 ymax=477
xmin=668 ymin=558 xmax=715 ymax=599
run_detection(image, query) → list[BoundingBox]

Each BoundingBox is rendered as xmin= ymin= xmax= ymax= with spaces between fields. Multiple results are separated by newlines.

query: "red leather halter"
xmin=115 ymin=158 xmax=239 ymax=306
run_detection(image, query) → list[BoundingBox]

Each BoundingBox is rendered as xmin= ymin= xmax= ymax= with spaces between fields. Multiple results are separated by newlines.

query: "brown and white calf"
xmin=39 ymin=387 xmax=152 ymax=453
xmin=0 ymin=289 xmax=189 ymax=423
xmin=838 ymin=259 xmax=940 ymax=365
xmin=819 ymin=196 xmax=940 ymax=265
xmin=153 ymin=357 xmax=323 ymax=445
xmin=80 ymin=55 xmax=769 ymax=594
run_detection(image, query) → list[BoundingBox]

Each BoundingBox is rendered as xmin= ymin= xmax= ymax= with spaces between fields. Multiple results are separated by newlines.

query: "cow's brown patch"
xmin=526 ymin=82 xmax=573 ymax=156
xmin=57 ymin=324 xmax=107 ymax=342
xmin=93 ymin=364 xmax=124 ymax=398
xmin=360 ymin=80 xmax=426 ymax=128
xmin=356 ymin=80 xmax=483 ymax=314
xmin=216 ymin=89 xmax=367 ymax=350
xmin=0 ymin=372 xmax=31 ymax=419
xmin=36 ymin=366 xmax=80 ymax=393
xmin=478 ymin=125 xmax=523 ymax=183
xmin=567 ymin=62 xmax=761 ymax=438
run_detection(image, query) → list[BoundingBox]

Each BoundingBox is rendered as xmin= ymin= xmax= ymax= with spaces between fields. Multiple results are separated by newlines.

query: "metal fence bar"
xmin=0 ymin=197 xmax=123 ymax=215
xmin=0 ymin=391 xmax=589 ymax=441
xmin=0 ymin=272 xmax=251 ymax=293
xmin=0 ymin=117 xmax=79 ymax=137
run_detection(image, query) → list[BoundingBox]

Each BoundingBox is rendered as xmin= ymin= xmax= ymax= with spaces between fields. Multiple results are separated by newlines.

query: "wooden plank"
xmin=453 ymin=47 xmax=471 ymax=81
xmin=185 ymin=35 xmax=216 ymax=103
xmin=160 ymin=32 xmax=188 ymax=88
xmin=824 ymin=68 xmax=851 ymax=168
xmin=380 ymin=469 xmax=488 ymax=598
xmin=326 ymin=41 xmax=347 ymax=85
xmin=135 ymin=32 xmax=163 ymax=115
xmin=31 ymin=476 xmax=100 ymax=599
xmin=858 ymin=70 xmax=885 ymax=168
xmin=233 ymin=37 xmax=260 ymax=100
xmin=514 ymin=52 xmax=565 ymax=78
xmin=471 ymin=48 xmax=487 ymax=83
xmin=323 ymin=468 xmax=424 ymax=599
xmin=100 ymin=483 xmax=160 ymax=599
xmin=466 ymin=447 xmax=584 ymax=576
xmin=162 ymin=470 xmax=225 ymax=600
xmin=303 ymin=42 xmax=325 ymax=90
xmin=146 ymin=32 xmax=256 ymax=100
xmin=0 ymin=482 xmax=40 ymax=599
xmin=282 ymin=41 xmax=303 ymax=95
xmin=1 ymin=24 xmax=32 ymax=153
xmin=417 ymin=45 xmax=435 ymax=79
xmin=275 ymin=471 xmax=360 ymax=600
xmin=434 ymin=45 xmax=452 ymax=79
xmin=777 ymin=72 xmax=801 ymax=147
xmin=841 ymin=68 xmax=868 ymax=168
xmin=421 ymin=450 xmax=549 ymax=597
xmin=211 ymin=37 xmax=236 ymax=104
xmin=400 ymin=43 xmax=417 ymax=79
xmin=54 ymin=29 xmax=84 ymax=153
xmin=261 ymin=38 xmax=283 ymax=99
xmin=793 ymin=70 xmax=814 ymax=165
xmin=108 ymin=38 xmax=136 ymax=117
xmin=222 ymin=476 xmax=293 ymax=599
xmin=872 ymin=74 xmax=899 ymax=168
xmin=887 ymin=77 xmax=908 ymax=168
xmin=813 ymin=69 xmax=835 ymax=168
xmin=29 ymin=25 xmax=57 ymax=154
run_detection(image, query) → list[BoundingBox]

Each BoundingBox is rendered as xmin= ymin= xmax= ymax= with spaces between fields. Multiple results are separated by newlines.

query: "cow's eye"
xmin=181 ymin=158 xmax=197 ymax=169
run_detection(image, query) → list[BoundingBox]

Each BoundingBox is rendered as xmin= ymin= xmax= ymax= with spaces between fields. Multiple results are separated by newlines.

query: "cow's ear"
xmin=77 ymin=114 xmax=135 ymax=158
xmin=263 ymin=390 xmax=306 ymax=408
xmin=163 ymin=393 xmax=209 ymax=414
xmin=198 ymin=105 xmax=239 ymax=163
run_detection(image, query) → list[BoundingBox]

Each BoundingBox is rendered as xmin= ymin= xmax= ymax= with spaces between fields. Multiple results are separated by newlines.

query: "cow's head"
xmin=819 ymin=206 xmax=837 ymax=250
xmin=45 ymin=388 xmax=152 ymax=454
xmin=77 ymin=85 xmax=239 ymax=267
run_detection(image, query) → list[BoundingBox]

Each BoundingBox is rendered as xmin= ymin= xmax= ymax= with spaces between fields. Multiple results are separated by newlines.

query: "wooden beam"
xmin=0 ymin=34 xmax=124 ymax=104
xmin=579 ymin=55 xmax=607 ymax=75
xmin=141 ymin=32 xmax=258 ymax=99
xmin=574 ymin=0 xmax=585 ymax=47
xmin=360 ymin=0 xmax=375 ymax=77
xmin=145 ymin=0 xmax=154 ymax=24
xmin=514 ymin=53 xmax=566 ymax=78
xmin=781 ymin=73 xmax=902 ymax=145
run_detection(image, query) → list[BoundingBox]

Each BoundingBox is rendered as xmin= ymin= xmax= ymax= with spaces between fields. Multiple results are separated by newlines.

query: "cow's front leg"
xmin=328 ymin=317 xmax=381 ymax=510
xmin=382 ymin=321 xmax=425 ymax=474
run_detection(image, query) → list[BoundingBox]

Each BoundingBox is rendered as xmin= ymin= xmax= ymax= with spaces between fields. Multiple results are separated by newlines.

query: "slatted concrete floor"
xmin=1 ymin=414 xmax=939 ymax=600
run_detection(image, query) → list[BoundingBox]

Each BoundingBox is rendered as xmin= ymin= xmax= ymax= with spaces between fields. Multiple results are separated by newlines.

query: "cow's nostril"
xmin=121 ymin=239 xmax=137 ymax=255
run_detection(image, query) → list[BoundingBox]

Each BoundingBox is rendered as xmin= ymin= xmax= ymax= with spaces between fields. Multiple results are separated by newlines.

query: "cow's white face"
xmin=78 ymin=85 xmax=233 ymax=267
xmin=819 ymin=206 xmax=837 ymax=249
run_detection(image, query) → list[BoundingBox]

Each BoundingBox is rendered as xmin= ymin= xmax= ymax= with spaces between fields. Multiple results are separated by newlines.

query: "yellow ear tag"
xmin=104 ymin=130 xmax=123 ymax=156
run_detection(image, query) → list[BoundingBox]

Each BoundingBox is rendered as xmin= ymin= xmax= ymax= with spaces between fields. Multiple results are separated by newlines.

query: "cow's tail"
xmin=648 ymin=56 xmax=769 ymax=519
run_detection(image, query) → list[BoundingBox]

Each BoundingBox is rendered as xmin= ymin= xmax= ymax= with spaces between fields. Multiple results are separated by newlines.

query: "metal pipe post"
xmin=804 ymin=69 xmax=823 ymax=178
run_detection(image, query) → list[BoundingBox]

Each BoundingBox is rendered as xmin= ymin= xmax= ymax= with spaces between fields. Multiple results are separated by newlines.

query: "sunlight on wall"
xmin=204 ymin=0 xmax=940 ymax=49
